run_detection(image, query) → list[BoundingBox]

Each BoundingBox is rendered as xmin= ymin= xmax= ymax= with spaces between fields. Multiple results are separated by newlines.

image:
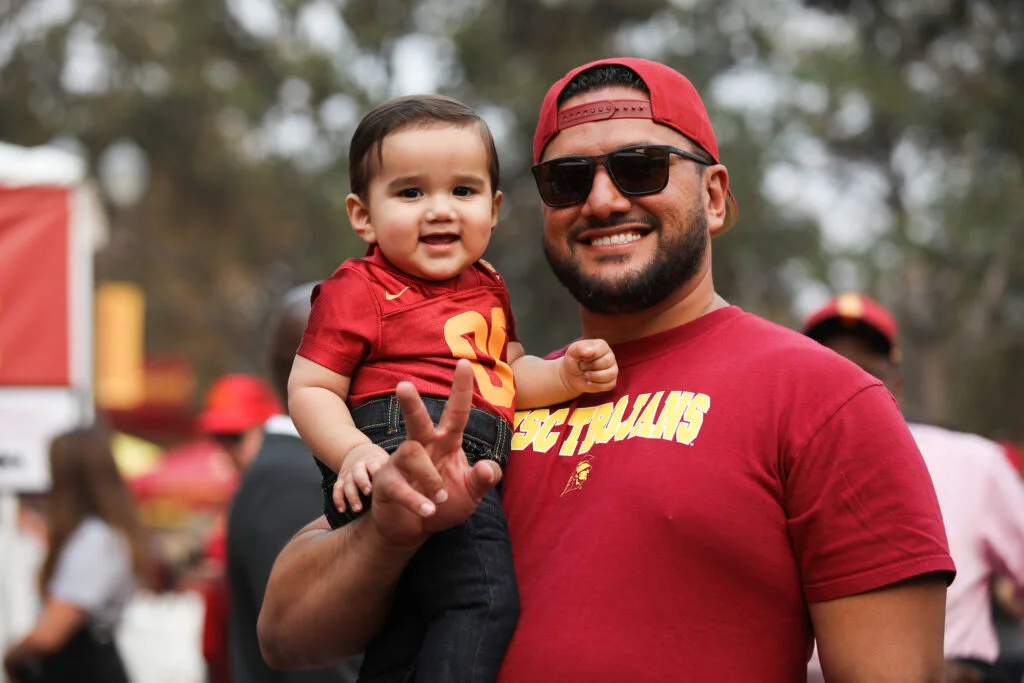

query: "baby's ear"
xmin=491 ymin=190 xmax=503 ymax=230
xmin=346 ymin=193 xmax=376 ymax=243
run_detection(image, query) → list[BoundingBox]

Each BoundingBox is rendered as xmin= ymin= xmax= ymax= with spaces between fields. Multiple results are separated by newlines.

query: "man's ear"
xmin=490 ymin=190 xmax=503 ymax=231
xmin=704 ymin=165 xmax=729 ymax=237
xmin=346 ymin=193 xmax=375 ymax=243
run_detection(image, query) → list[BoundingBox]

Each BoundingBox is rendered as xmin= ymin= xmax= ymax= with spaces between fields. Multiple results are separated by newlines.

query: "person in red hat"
xmin=803 ymin=293 xmax=1024 ymax=683
xmin=261 ymin=59 xmax=954 ymax=682
xmin=225 ymin=285 xmax=362 ymax=683
xmin=198 ymin=374 xmax=283 ymax=472
xmin=194 ymin=373 xmax=281 ymax=683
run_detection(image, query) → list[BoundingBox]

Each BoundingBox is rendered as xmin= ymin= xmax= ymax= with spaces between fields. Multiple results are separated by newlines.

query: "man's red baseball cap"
xmin=197 ymin=374 xmax=282 ymax=435
xmin=802 ymin=292 xmax=900 ymax=361
xmin=533 ymin=57 xmax=738 ymax=234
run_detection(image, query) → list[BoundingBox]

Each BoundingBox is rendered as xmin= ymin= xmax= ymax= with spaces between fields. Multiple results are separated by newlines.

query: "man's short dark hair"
xmin=556 ymin=64 xmax=650 ymax=106
xmin=555 ymin=64 xmax=704 ymax=171
xmin=348 ymin=94 xmax=500 ymax=198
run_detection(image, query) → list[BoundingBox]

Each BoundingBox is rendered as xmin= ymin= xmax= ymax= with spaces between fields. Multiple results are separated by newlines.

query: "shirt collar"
xmin=264 ymin=414 xmax=299 ymax=438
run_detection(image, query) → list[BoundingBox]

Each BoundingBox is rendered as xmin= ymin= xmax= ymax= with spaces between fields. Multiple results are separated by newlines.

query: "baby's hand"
xmin=333 ymin=443 xmax=390 ymax=514
xmin=560 ymin=339 xmax=618 ymax=395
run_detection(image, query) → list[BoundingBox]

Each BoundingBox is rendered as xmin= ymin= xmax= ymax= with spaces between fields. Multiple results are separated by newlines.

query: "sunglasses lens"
xmin=535 ymin=159 xmax=594 ymax=206
xmin=608 ymin=148 xmax=670 ymax=195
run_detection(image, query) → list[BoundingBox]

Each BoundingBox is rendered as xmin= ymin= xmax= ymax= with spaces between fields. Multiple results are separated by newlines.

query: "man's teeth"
xmin=590 ymin=232 xmax=643 ymax=247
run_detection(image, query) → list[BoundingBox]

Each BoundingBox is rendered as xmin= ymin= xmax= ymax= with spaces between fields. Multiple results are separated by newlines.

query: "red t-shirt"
xmin=498 ymin=306 xmax=954 ymax=683
xmin=298 ymin=246 xmax=519 ymax=425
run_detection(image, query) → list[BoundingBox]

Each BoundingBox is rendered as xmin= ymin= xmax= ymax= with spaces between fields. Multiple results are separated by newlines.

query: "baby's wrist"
xmin=557 ymin=358 xmax=578 ymax=395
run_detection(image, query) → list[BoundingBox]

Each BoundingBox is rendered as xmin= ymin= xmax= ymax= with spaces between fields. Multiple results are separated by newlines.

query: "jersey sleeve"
xmin=785 ymin=385 xmax=955 ymax=603
xmin=296 ymin=268 xmax=379 ymax=377
xmin=501 ymin=283 xmax=519 ymax=344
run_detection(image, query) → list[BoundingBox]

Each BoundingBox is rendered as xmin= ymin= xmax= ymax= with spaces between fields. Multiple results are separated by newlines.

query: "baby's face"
xmin=354 ymin=124 xmax=501 ymax=281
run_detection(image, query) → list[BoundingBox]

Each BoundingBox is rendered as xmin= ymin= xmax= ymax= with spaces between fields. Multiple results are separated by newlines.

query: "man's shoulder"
xmin=720 ymin=310 xmax=876 ymax=385
xmin=245 ymin=434 xmax=316 ymax=475
xmin=236 ymin=434 xmax=320 ymax=497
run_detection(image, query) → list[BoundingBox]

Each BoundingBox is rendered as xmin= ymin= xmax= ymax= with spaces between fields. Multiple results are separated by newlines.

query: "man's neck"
xmin=579 ymin=267 xmax=727 ymax=344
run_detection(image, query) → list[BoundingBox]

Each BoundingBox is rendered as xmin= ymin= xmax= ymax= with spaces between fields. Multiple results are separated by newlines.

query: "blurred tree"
xmin=2 ymin=0 xmax=1018 ymax=438
xmin=1 ymin=0 xmax=375 ymax=394
xmin=789 ymin=0 xmax=1024 ymax=433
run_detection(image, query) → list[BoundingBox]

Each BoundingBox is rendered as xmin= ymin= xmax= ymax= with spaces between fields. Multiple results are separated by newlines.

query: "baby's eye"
xmin=398 ymin=188 xmax=422 ymax=198
xmin=453 ymin=186 xmax=476 ymax=197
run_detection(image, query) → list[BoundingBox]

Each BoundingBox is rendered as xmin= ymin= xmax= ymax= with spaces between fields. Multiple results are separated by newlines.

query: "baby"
xmin=289 ymin=94 xmax=618 ymax=682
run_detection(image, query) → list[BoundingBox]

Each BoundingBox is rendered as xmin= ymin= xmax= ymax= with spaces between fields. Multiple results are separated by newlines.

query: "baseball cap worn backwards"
xmin=802 ymin=292 xmax=900 ymax=361
xmin=197 ymin=374 xmax=283 ymax=435
xmin=533 ymin=57 xmax=739 ymax=233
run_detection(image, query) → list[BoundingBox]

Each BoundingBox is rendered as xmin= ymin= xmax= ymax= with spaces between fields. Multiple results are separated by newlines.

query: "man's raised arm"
xmin=257 ymin=361 xmax=502 ymax=668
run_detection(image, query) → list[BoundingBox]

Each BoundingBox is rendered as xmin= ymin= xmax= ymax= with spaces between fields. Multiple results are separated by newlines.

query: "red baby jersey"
xmin=497 ymin=306 xmax=954 ymax=683
xmin=298 ymin=246 xmax=519 ymax=426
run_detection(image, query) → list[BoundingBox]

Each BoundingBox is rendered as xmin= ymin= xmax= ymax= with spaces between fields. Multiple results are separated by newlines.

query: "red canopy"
xmin=129 ymin=439 xmax=238 ymax=510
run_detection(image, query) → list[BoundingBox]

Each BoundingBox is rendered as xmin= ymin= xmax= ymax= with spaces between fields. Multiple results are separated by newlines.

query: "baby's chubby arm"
xmin=509 ymin=339 xmax=618 ymax=410
xmin=288 ymin=355 xmax=389 ymax=513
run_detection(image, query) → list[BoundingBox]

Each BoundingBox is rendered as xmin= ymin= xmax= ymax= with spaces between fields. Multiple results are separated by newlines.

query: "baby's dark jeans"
xmin=316 ymin=395 xmax=519 ymax=683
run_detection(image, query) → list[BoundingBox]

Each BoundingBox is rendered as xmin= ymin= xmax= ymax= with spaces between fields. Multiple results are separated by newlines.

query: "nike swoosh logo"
xmin=385 ymin=287 xmax=410 ymax=301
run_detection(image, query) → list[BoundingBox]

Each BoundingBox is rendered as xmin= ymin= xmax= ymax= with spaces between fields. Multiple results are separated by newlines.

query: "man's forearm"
xmin=258 ymin=515 xmax=419 ymax=668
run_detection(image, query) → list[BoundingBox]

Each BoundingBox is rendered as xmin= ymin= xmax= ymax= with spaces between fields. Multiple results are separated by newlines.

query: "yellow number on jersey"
xmin=443 ymin=308 xmax=515 ymax=408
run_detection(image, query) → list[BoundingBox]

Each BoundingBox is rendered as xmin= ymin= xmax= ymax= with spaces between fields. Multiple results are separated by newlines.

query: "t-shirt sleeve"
xmin=785 ymin=385 xmax=955 ymax=603
xmin=49 ymin=520 xmax=129 ymax=613
xmin=296 ymin=268 xmax=379 ymax=377
xmin=501 ymin=283 xmax=519 ymax=345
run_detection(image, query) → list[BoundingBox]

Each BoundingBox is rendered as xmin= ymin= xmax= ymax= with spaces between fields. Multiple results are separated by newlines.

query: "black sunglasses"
xmin=531 ymin=144 xmax=713 ymax=208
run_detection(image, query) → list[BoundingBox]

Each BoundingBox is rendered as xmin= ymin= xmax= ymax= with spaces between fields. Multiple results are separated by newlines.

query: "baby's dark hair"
xmin=348 ymin=94 xmax=500 ymax=198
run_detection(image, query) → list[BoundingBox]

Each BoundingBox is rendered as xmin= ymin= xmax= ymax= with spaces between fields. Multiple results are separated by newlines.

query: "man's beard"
xmin=543 ymin=209 xmax=708 ymax=315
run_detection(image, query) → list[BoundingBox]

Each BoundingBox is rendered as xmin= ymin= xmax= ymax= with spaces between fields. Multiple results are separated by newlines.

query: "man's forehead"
xmin=543 ymin=106 xmax=686 ymax=159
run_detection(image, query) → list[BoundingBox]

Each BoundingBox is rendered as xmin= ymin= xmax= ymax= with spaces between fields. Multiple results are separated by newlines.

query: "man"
xmin=196 ymin=372 xmax=283 ymax=683
xmin=258 ymin=57 xmax=954 ymax=682
xmin=199 ymin=373 xmax=284 ymax=472
xmin=803 ymin=292 xmax=1024 ymax=683
xmin=226 ymin=284 xmax=361 ymax=683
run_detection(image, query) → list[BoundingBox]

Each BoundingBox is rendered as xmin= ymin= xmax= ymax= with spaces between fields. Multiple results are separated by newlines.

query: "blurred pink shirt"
xmin=909 ymin=422 xmax=1024 ymax=662
xmin=810 ymin=422 xmax=1024 ymax=679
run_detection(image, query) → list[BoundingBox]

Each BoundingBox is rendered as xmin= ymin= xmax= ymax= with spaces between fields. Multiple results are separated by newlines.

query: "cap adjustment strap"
xmin=556 ymin=99 xmax=652 ymax=131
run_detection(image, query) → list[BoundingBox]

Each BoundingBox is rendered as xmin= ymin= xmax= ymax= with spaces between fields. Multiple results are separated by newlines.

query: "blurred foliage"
xmin=0 ymin=0 xmax=1020 ymax=436
xmin=794 ymin=0 xmax=1024 ymax=432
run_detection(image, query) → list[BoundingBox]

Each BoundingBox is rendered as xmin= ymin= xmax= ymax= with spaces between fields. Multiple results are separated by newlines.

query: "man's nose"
xmin=581 ymin=166 xmax=631 ymax=219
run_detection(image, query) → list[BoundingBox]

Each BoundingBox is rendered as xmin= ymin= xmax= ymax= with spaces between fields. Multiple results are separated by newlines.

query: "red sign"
xmin=0 ymin=186 xmax=70 ymax=386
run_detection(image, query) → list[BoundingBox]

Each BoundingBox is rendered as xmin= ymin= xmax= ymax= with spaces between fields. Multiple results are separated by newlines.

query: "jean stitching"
xmin=469 ymin=497 xmax=497 ymax=679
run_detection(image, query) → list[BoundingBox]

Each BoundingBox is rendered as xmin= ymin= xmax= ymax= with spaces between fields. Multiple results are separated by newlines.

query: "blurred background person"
xmin=227 ymin=282 xmax=361 ymax=682
xmin=195 ymin=374 xmax=283 ymax=683
xmin=803 ymin=292 xmax=1024 ymax=683
xmin=2 ymin=427 xmax=149 ymax=683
